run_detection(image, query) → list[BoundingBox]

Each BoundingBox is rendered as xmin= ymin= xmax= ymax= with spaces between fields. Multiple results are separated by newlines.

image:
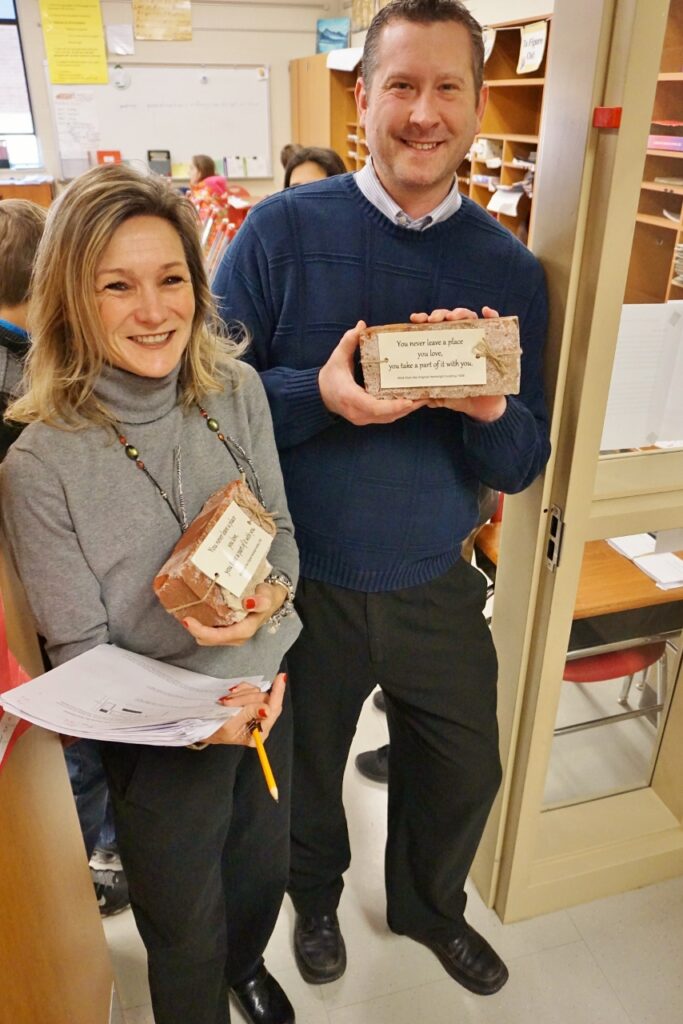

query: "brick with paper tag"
xmin=153 ymin=480 xmax=276 ymax=628
xmin=359 ymin=316 xmax=521 ymax=399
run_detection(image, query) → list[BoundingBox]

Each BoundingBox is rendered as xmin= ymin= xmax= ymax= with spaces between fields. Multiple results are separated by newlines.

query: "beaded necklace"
xmin=116 ymin=405 xmax=266 ymax=533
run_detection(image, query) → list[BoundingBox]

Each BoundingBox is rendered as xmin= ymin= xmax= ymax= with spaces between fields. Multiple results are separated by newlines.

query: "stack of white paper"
xmin=0 ymin=645 xmax=267 ymax=746
xmin=633 ymin=552 xmax=683 ymax=591
xmin=607 ymin=533 xmax=656 ymax=559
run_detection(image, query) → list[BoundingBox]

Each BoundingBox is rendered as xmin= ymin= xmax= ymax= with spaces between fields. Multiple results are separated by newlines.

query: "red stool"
xmin=556 ymin=641 xmax=668 ymax=736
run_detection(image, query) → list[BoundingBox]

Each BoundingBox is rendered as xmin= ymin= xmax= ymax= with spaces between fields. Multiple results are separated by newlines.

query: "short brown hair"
xmin=361 ymin=0 xmax=485 ymax=96
xmin=0 ymin=199 xmax=47 ymax=307
xmin=284 ymin=147 xmax=347 ymax=187
xmin=191 ymin=154 xmax=216 ymax=180
xmin=8 ymin=164 xmax=242 ymax=429
xmin=280 ymin=143 xmax=303 ymax=171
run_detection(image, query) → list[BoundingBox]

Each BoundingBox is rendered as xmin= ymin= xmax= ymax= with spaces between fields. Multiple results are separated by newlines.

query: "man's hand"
xmin=409 ymin=305 xmax=507 ymax=422
xmin=318 ymin=320 xmax=426 ymax=426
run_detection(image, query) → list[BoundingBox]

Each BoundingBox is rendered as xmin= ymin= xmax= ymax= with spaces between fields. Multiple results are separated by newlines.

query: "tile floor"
xmin=105 ymin=690 xmax=683 ymax=1024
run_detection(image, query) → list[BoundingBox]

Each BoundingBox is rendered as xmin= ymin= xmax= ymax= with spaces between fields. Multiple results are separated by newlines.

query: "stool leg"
xmin=618 ymin=673 xmax=636 ymax=706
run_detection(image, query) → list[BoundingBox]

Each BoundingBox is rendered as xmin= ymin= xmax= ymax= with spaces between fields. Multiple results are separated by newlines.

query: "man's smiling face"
xmin=356 ymin=18 xmax=486 ymax=219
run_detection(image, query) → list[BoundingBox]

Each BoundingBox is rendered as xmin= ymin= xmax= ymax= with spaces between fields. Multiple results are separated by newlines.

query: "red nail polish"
xmin=181 ymin=619 xmax=189 ymax=629
xmin=258 ymin=708 xmax=267 ymax=718
xmin=282 ymin=673 xmax=288 ymax=684
xmin=245 ymin=598 xmax=256 ymax=610
xmin=229 ymin=684 xmax=240 ymax=692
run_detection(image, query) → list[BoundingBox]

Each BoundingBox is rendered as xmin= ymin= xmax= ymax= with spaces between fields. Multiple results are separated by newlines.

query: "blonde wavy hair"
xmin=7 ymin=163 xmax=245 ymax=429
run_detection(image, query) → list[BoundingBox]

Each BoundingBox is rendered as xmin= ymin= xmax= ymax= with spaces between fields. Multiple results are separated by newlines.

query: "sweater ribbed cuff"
xmin=283 ymin=365 xmax=338 ymax=436
xmin=462 ymin=396 xmax=531 ymax=450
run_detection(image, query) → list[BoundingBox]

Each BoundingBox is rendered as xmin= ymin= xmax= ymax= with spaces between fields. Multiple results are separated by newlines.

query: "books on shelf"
xmin=648 ymin=119 xmax=683 ymax=151
xmin=649 ymin=135 xmax=683 ymax=151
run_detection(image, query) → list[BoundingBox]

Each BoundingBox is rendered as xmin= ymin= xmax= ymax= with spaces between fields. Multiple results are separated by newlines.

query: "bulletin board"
xmin=47 ymin=63 xmax=272 ymax=179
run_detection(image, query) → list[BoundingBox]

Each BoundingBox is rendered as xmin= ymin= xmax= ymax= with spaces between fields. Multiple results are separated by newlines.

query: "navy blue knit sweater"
xmin=215 ymin=173 xmax=550 ymax=592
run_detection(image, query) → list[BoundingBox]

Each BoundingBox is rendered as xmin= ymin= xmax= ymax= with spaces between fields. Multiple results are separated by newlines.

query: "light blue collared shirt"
xmin=354 ymin=157 xmax=462 ymax=231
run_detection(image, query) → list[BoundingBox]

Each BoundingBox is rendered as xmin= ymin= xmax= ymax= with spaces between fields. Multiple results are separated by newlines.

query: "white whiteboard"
xmin=48 ymin=64 xmax=272 ymax=179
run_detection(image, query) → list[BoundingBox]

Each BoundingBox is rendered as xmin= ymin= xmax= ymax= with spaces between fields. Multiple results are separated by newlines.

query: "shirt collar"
xmin=0 ymin=318 xmax=29 ymax=340
xmin=355 ymin=157 xmax=462 ymax=230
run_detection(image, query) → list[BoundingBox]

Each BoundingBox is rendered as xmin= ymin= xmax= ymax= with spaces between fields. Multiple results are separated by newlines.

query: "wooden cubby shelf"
xmin=624 ymin=0 xmax=683 ymax=303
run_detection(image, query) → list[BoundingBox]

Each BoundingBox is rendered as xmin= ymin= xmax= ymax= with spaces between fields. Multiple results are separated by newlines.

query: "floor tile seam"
xmin=495 ymin=934 xmax=586 ymax=963
xmin=572 ymin=937 xmax=639 ymax=1024
xmin=323 ymin=975 xmax=445 ymax=1015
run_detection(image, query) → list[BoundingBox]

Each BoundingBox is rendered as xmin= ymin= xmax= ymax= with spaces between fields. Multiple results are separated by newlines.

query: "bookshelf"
xmin=459 ymin=19 xmax=550 ymax=243
xmin=624 ymin=0 xmax=683 ymax=302
xmin=289 ymin=53 xmax=362 ymax=172
xmin=289 ymin=17 xmax=551 ymax=241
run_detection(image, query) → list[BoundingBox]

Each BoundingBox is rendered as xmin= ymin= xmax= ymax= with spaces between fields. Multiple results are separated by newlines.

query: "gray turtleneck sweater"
xmin=0 ymin=360 xmax=301 ymax=686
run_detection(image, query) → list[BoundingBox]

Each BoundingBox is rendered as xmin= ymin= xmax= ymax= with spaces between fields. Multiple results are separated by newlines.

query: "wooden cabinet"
xmin=289 ymin=53 xmax=361 ymax=172
xmin=460 ymin=19 xmax=550 ymax=244
xmin=624 ymin=0 xmax=683 ymax=302
xmin=0 ymin=181 xmax=53 ymax=207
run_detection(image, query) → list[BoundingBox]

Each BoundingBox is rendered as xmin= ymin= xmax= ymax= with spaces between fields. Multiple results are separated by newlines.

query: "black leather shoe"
xmin=230 ymin=964 xmax=294 ymax=1024
xmin=294 ymin=912 xmax=346 ymax=984
xmin=372 ymin=689 xmax=386 ymax=712
xmin=355 ymin=744 xmax=389 ymax=783
xmin=424 ymin=923 xmax=508 ymax=995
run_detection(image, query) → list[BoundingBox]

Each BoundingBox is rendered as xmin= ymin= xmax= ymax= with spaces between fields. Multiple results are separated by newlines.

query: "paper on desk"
xmin=633 ymin=552 xmax=683 ymax=590
xmin=0 ymin=645 xmax=267 ymax=746
xmin=607 ymin=533 xmax=656 ymax=560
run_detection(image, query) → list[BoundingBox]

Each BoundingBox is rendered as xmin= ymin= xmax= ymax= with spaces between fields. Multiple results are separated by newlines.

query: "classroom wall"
xmin=13 ymin=0 xmax=342 ymax=194
xmin=466 ymin=0 xmax=554 ymax=22
xmin=12 ymin=0 xmax=553 ymax=193
xmin=347 ymin=0 xmax=555 ymax=45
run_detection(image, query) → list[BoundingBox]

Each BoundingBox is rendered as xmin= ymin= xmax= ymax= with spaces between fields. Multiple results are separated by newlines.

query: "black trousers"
xmin=286 ymin=560 xmax=501 ymax=942
xmin=101 ymin=691 xmax=292 ymax=1024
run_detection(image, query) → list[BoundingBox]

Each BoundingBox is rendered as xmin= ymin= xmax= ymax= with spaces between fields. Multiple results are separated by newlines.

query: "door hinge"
xmin=545 ymin=504 xmax=565 ymax=572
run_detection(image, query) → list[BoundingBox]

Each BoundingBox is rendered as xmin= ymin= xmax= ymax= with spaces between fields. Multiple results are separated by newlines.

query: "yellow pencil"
xmin=249 ymin=721 xmax=279 ymax=802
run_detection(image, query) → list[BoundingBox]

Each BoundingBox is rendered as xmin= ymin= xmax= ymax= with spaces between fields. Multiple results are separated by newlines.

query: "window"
xmin=0 ymin=0 xmax=41 ymax=167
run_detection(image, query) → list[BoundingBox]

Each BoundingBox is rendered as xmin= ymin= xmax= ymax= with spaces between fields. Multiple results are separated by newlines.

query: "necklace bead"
xmin=117 ymin=406 xmax=265 ymax=532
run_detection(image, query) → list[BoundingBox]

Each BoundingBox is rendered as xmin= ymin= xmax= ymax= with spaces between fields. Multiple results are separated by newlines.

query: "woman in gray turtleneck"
xmin=1 ymin=165 xmax=301 ymax=1024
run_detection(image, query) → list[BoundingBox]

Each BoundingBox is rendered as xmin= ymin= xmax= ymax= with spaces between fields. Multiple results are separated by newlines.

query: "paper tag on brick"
xmin=377 ymin=327 xmax=487 ymax=388
xmin=190 ymin=500 xmax=273 ymax=599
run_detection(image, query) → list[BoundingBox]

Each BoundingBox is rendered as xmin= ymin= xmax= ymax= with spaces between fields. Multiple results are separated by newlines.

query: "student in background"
xmin=280 ymin=142 xmax=304 ymax=172
xmin=189 ymin=153 xmax=228 ymax=197
xmin=0 ymin=199 xmax=45 ymax=460
xmin=0 ymin=197 xmax=131 ymax=916
xmin=284 ymin=146 xmax=347 ymax=188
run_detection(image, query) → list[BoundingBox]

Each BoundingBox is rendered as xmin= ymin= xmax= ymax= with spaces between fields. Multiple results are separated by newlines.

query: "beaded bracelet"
xmin=265 ymin=570 xmax=295 ymax=634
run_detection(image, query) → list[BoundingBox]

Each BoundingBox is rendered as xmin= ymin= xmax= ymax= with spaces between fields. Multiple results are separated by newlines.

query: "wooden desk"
xmin=0 ymin=182 xmax=53 ymax=208
xmin=475 ymin=522 xmax=683 ymax=648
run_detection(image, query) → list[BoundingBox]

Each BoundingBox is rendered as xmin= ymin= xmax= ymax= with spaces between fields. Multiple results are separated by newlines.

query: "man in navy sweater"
xmin=215 ymin=0 xmax=550 ymax=998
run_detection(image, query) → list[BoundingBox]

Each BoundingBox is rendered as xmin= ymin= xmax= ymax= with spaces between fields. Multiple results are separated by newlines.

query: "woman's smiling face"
xmin=94 ymin=215 xmax=195 ymax=378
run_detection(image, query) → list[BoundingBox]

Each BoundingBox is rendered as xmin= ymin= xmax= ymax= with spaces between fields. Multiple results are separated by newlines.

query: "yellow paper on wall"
xmin=39 ymin=0 xmax=108 ymax=85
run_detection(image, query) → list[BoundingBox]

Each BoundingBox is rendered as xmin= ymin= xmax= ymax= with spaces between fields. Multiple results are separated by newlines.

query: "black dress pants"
xmin=286 ymin=559 xmax=501 ymax=942
xmin=101 ymin=691 xmax=292 ymax=1024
